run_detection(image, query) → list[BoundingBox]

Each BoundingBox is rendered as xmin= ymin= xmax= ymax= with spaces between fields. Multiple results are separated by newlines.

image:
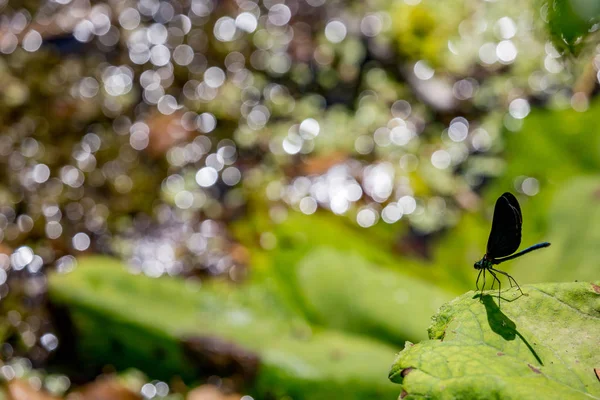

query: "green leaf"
xmin=234 ymin=210 xmax=460 ymax=343
xmin=544 ymin=0 xmax=600 ymax=54
xmin=389 ymin=282 xmax=600 ymax=399
xmin=49 ymin=256 xmax=400 ymax=399
xmin=296 ymin=248 xmax=455 ymax=344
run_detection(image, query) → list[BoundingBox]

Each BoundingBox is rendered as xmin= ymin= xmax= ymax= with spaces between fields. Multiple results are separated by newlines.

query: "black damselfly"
xmin=474 ymin=192 xmax=550 ymax=298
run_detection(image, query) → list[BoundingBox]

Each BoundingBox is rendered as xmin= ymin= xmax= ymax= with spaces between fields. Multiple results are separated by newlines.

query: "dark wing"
xmin=486 ymin=192 xmax=522 ymax=258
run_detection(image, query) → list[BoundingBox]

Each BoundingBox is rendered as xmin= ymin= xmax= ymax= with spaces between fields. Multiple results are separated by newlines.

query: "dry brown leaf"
xmin=145 ymin=111 xmax=191 ymax=157
xmin=186 ymin=385 xmax=241 ymax=400
xmin=66 ymin=377 xmax=140 ymax=400
xmin=7 ymin=380 xmax=62 ymax=400
xmin=299 ymin=151 xmax=348 ymax=176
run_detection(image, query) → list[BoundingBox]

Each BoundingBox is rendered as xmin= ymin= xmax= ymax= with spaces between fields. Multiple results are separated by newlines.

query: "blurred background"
xmin=1 ymin=0 xmax=599 ymax=398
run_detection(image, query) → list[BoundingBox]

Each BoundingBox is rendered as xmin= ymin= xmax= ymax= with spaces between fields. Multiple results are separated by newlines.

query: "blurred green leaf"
xmin=235 ymin=210 xmax=466 ymax=338
xmin=238 ymin=208 xmax=472 ymax=289
xmin=389 ymin=282 xmax=600 ymax=399
xmin=49 ymin=256 xmax=400 ymax=399
xmin=296 ymin=248 xmax=454 ymax=343
xmin=500 ymin=99 xmax=600 ymax=186
xmin=545 ymin=0 xmax=600 ymax=54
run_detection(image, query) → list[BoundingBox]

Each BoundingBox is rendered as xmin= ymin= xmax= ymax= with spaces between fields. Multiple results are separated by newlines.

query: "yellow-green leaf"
xmin=389 ymin=282 xmax=600 ymax=399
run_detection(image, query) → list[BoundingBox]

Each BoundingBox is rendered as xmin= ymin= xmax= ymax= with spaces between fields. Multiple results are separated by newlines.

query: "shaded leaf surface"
xmin=389 ymin=282 xmax=600 ymax=399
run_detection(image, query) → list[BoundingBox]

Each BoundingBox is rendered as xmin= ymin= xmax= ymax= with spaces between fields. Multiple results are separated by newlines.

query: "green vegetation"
xmin=389 ymin=282 xmax=600 ymax=399
xmin=545 ymin=0 xmax=600 ymax=54
xmin=49 ymin=256 xmax=401 ymax=399
xmin=2 ymin=0 xmax=600 ymax=398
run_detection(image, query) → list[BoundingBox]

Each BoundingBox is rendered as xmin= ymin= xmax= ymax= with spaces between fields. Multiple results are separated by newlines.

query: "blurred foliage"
xmin=420 ymin=97 xmax=600 ymax=288
xmin=495 ymin=98 xmax=600 ymax=188
xmin=49 ymin=257 xmax=400 ymax=399
xmin=513 ymin=177 xmax=600 ymax=284
xmin=390 ymin=2 xmax=461 ymax=67
xmin=545 ymin=0 xmax=600 ymax=54
xmin=1 ymin=0 xmax=600 ymax=397
xmin=479 ymin=98 xmax=600 ymax=282
xmin=294 ymin=249 xmax=452 ymax=343
xmin=389 ymin=281 xmax=600 ymax=399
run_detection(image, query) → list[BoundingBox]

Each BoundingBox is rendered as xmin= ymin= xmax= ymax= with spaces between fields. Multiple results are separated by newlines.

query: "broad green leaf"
xmin=389 ymin=282 xmax=600 ymax=399
xmin=234 ymin=210 xmax=463 ymax=343
xmin=235 ymin=209 xmax=465 ymax=294
xmin=296 ymin=248 xmax=454 ymax=343
xmin=543 ymin=0 xmax=600 ymax=54
xmin=49 ymin=256 xmax=400 ymax=399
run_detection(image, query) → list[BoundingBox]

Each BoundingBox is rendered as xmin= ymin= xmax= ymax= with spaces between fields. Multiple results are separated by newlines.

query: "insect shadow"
xmin=476 ymin=294 xmax=543 ymax=366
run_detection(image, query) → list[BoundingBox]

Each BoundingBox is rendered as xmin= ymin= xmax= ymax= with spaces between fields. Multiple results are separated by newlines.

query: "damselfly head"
xmin=474 ymin=257 xmax=492 ymax=270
